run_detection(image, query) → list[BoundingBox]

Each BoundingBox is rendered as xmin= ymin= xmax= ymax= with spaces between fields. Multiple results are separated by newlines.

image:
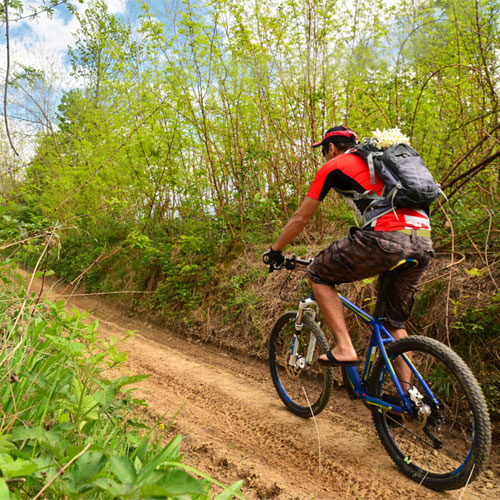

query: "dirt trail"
xmin=32 ymin=276 xmax=498 ymax=500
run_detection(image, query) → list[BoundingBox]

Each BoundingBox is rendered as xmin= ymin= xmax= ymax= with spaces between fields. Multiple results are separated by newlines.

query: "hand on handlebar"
xmin=263 ymin=249 xmax=312 ymax=273
xmin=262 ymin=247 xmax=285 ymax=270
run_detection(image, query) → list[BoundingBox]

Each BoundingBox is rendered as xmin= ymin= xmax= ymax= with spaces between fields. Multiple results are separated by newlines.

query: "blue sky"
xmin=0 ymin=0 xmax=137 ymax=158
xmin=2 ymin=0 xmax=129 ymax=85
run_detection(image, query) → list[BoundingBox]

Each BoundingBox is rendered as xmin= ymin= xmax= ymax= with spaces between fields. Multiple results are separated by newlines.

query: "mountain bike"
xmin=265 ymin=255 xmax=491 ymax=491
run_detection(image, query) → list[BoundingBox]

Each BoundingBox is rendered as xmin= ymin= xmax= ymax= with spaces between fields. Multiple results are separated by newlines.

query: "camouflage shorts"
xmin=307 ymin=228 xmax=435 ymax=328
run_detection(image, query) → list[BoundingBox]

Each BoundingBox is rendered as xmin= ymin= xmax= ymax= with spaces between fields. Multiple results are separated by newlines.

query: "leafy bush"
xmin=412 ymin=279 xmax=446 ymax=318
xmin=452 ymin=301 xmax=500 ymax=421
xmin=222 ymin=269 xmax=266 ymax=321
xmin=0 ymin=263 xmax=244 ymax=499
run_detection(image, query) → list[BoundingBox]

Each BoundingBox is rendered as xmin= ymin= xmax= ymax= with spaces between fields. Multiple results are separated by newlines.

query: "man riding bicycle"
xmin=263 ymin=125 xmax=435 ymax=368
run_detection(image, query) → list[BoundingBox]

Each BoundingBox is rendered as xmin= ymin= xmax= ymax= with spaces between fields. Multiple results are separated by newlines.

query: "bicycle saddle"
xmin=387 ymin=258 xmax=419 ymax=273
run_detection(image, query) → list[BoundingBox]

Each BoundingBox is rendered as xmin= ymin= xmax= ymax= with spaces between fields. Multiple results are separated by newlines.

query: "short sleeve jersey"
xmin=306 ymin=153 xmax=431 ymax=231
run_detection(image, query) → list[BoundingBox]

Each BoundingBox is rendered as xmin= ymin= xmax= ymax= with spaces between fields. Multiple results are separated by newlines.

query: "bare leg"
xmin=309 ymin=280 xmax=358 ymax=363
xmin=386 ymin=325 xmax=411 ymax=392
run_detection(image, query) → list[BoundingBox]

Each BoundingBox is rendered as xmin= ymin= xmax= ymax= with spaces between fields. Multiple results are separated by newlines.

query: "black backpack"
xmin=345 ymin=141 xmax=442 ymax=225
xmin=353 ymin=141 xmax=441 ymax=208
xmin=338 ymin=141 xmax=442 ymax=228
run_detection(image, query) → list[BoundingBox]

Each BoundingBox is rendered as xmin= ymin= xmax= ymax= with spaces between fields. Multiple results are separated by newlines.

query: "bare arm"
xmin=271 ymin=197 xmax=320 ymax=251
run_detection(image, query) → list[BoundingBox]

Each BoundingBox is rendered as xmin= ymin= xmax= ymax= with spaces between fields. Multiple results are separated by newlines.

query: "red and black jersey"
xmin=306 ymin=153 xmax=431 ymax=231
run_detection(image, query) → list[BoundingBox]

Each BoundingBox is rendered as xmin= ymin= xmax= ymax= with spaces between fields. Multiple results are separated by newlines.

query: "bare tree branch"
xmin=442 ymin=148 xmax=500 ymax=198
xmin=3 ymin=0 xmax=19 ymax=156
xmin=440 ymin=123 xmax=500 ymax=184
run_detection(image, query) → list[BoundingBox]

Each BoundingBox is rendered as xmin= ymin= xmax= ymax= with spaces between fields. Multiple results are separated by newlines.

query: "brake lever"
xmin=269 ymin=261 xmax=285 ymax=273
xmin=284 ymin=255 xmax=297 ymax=270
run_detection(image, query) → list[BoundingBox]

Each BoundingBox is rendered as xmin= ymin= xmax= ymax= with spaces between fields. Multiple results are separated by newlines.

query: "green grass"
xmin=0 ymin=262 xmax=245 ymax=499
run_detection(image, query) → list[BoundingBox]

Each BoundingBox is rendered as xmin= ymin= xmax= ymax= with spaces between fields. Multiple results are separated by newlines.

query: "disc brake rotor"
xmin=402 ymin=411 xmax=428 ymax=430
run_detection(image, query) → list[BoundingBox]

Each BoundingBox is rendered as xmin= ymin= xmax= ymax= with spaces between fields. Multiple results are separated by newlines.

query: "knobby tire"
xmin=269 ymin=311 xmax=333 ymax=418
xmin=369 ymin=336 xmax=491 ymax=491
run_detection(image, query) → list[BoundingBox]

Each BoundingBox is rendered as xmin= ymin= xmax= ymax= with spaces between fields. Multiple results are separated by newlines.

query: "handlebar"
xmin=264 ymin=254 xmax=313 ymax=273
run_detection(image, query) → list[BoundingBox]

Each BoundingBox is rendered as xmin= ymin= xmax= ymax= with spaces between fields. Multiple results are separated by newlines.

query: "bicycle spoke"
xmin=269 ymin=312 xmax=333 ymax=418
xmin=274 ymin=325 xmax=324 ymax=406
xmin=385 ymin=360 xmax=473 ymax=471
xmin=370 ymin=336 xmax=491 ymax=490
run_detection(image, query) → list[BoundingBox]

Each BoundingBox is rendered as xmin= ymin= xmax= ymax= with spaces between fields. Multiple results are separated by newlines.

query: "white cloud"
xmin=0 ymin=0 xmax=128 ymax=159
xmin=1 ymin=0 xmax=130 ymax=85
xmin=19 ymin=12 xmax=79 ymax=55
xmin=103 ymin=0 xmax=128 ymax=14
xmin=3 ymin=0 xmax=128 ymax=66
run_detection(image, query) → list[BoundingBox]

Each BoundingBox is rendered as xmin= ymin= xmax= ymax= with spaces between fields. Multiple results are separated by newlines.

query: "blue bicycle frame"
xmin=328 ymin=292 xmax=440 ymax=416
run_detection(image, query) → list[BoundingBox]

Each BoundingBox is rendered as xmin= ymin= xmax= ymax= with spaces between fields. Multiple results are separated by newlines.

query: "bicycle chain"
xmin=385 ymin=413 xmax=436 ymax=449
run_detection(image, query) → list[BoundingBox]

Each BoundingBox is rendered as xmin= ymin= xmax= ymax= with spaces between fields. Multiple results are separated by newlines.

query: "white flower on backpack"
xmin=371 ymin=127 xmax=411 ymax=150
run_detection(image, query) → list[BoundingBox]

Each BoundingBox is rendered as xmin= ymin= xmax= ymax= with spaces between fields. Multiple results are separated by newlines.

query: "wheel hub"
xmin=401 ymin=386 xmax=432 ymax=430
xmin=284 ymin=353 xmax=305 ymax=378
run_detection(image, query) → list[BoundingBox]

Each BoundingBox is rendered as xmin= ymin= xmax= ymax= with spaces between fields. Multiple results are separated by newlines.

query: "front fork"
xmin=289 ymin=298 xmax=320 ymax=367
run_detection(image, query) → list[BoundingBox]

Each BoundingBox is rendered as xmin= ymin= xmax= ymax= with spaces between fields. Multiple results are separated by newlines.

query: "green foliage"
xmin=452 ymin=302 xmax=500 ymax=420
xmin=0 ymin=203 xmax=46 ymax=246
xmin=452 ymin=302 xmax=500 ymax=339
xmin=17 ymin=0 xmax=500 ymax=268
xmin=0 ymin=263 xmax=245 ymax=499
xmin=223 ymin=269 xmax=266 ymax=321
xmin=413 ymin=280 xmax=447 ymax=318
xmin=287 ymin=245 xmax=309 ymax=259
xmin=3 ymin=0 xmax=500 ymax=436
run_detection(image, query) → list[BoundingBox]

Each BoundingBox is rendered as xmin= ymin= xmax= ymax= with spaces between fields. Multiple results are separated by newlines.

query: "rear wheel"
xmin=269 ymin=311 xmax=333 ymax=418
xmin=369 ymin=336 xmax=491 ymax=490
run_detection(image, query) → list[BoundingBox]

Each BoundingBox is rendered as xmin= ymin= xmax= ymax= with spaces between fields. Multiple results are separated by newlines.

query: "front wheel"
xmin=269 ymin=311 xmax=333 ymax=418
xmin=369 ymin=336 xmax=491 ymax=491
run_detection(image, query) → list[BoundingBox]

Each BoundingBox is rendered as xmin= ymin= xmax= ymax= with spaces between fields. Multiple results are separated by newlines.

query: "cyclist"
xmin=263 ymin=125 xmax=434 ymax=373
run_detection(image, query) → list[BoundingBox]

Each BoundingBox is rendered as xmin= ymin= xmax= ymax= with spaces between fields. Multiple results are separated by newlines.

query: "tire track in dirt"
xmin=32 ymin=276 xmax=499 ymax=500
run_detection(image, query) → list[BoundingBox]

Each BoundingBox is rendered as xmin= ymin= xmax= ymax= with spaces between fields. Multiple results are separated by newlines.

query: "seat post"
xmin=373 ymin=272 xmax=393 ymax=320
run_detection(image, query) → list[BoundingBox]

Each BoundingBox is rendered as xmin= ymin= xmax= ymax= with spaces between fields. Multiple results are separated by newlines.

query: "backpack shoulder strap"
xmin=349 ymin=143 xmax=383 ymax=185
xmin=334 ymin=188 xmax=381 ymax=201
xmin=366 ymin=151 xmax=384 ymax=185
